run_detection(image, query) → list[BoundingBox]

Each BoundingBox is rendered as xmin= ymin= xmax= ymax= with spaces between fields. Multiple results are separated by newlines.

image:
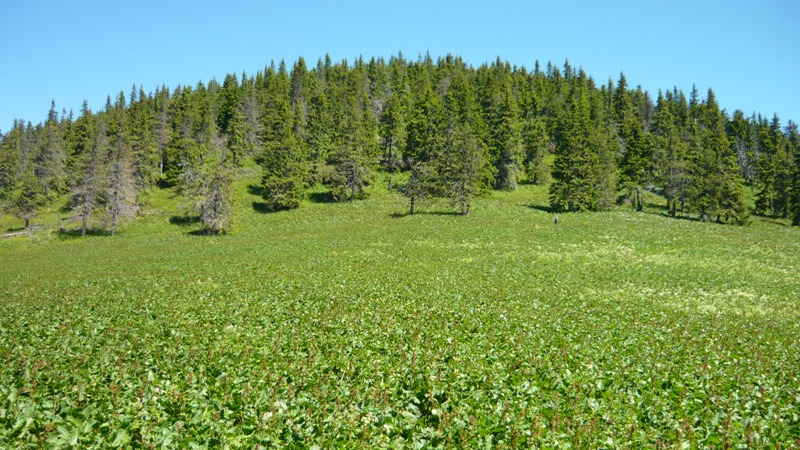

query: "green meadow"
xmin=2 ymin=177 xmax=799 ymax=448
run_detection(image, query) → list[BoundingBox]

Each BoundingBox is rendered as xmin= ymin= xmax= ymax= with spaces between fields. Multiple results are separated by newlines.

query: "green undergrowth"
xmin=1 ymin=178 xmax=799 ymax=448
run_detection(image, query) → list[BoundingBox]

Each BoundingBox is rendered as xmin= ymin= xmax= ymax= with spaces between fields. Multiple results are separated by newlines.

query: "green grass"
xmin=1 ymin=176 xmax=799 ymax=448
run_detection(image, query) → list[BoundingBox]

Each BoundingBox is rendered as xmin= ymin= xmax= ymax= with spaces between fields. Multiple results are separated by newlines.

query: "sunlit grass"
xmin=1 ymin=177 xmax=799 ymax=448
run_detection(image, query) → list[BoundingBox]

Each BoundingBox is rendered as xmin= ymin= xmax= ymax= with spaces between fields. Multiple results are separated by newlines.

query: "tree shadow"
xmin=186 ymin=228 xmax=222 ymax=236
xmin=309 ymin=191 xmax=337 ymax=203
xmin=524 ymin=204 xmax=556 ymax=214
xmin=5 ymin=226 xmax=25 ymax=233
xmin=390 ymin=210 xmax=464 ymax=219
xmin=57 ymin=228 xmax=112 ymax=239
xmin=247 ymin=184 xmax=264 ymax=197
xmin=252 ymin=202 xmax=272 ymax=214
xmin=169 ymin=215 xmax=201 ymax=226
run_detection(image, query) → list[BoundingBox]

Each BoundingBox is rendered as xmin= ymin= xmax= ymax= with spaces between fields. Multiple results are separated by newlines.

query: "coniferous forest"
xmin=2 ymin=53 xmax=800 ymax=234
xmin=3 ymin=54 xmax=800 ymax=447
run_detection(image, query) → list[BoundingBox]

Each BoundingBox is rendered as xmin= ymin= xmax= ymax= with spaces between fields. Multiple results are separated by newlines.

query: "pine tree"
xmin=403 ymin=63 xmax=444 ymax=212
xmin=13 ymin=168 xmax=46 ymax=232
xmin=522 ymin=116 xmax=550 ymax=185
xmin=652 ymin=92 xmax=689 ymax=217
xmin=129 ymin=87 xmax=160 ymax=205
xmin=440 ymin=68 xmax=490 ymax=215
xmin=482 ymin=62 xmax=523 ymax=190
xmin=686 ymin=89 xmax=747 ymax=223
xmin=788 ymin=121 xmax=800 ymax=225
xmin=305 ymin=74 xmax=333 ymax=184
xmin=617 ymin=118 xmax=653 ymax=211
xmin=34 ymin=101 xmax=68 ymax=196
xmin=549 ymin=84 xmax=616 ymax=211
xmin=107 ymin=96 xmax=136 ymax=235
xmin=72 ymin=117 xmax=108 ymax=236
xmin=197 ymin=160 xmax=233 ymax=234
xmin=260 ymin=63 xmax=306 ymax=210
xmin=0 ymin=121 xmax=24 ymax=208
xmin=379 ymin=57 xmax=409 ymax=189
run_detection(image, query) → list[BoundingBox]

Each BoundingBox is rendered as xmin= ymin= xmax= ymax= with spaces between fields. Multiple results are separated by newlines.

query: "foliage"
xmin=1 ymin=181 xmax=799 ymax=447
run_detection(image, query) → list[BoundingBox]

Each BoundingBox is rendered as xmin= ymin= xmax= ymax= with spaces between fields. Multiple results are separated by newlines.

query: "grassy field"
xmin=1 ymin=176 xmax=799 ymax=448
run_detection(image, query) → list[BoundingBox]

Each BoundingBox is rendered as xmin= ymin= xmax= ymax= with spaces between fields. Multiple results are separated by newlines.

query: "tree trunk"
xmin=82 ymin=213 xmax=88 ymax=237
xmin=409 ymin=195 xmax=415 ymax=215
xmin=635 ymin=187 xmax=643 ymax=212
xmin=25 ymin=218 xmax=30 ymax=234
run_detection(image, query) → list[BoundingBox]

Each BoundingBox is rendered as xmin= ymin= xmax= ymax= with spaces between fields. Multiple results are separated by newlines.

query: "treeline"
xmin=1 ymin=53 xmax=800 ymax=234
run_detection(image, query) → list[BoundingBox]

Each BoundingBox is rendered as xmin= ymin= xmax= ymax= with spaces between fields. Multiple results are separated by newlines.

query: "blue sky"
xmin=1 ymin=0 xmax=798 ymax=132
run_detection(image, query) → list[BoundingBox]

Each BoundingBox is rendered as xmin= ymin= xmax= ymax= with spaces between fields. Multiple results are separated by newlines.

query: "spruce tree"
xmin=34 ymin=101 xmax=68 ymax=196
xmin=686 ymin=89 xmax=747 ymax=223
xmin=73 ymin=117 xmax=108 ymax=236
xmin=197 ymin=159 xmax=233 ymax=234
xmin=788 ymin=121 xmax=800 ymax=225
xmin=549 ymin=84 xmax=616 ymax=211
xmin=13 ymin=168 xmax=46 ymax=232
xmin=440 ymin=68 xmax=490 ymax=215
xmin=107 ymin=96 xmax=137 ymax=235
xmin=379 ymin=58 xmax=409 ymax=189
xmin=260 ymin=63 xmax=306 ymax=210
xmin=651 ymin=92 xmax=689 ymax=217
xmin=0 ymin=121 xmax=24 ymax=207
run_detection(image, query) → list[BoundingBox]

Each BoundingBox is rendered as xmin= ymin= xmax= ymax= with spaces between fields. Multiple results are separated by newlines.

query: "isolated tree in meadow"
xmin=197 ymin=161 xmax=233 ymax=234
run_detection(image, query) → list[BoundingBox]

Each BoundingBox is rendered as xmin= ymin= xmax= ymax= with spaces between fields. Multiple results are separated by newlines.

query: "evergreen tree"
xmin=34 ymin=101 xmax=68 ymax=196
xmin=522 ymin=116 xmax=550 ymax=185
xmin=439 ymin=68 xmax=490 ymax=215
xmin=260 ymin=63 xmax=306 ymax=210
xmin=72 ymin=118 xmax=108 ymax=236
xmin=651 ymin=92 xmax=689 ymax=217
xmin=129 ymin=87 xmax=160 ymax=205
xmin=482 ymin=62 xmax=523 ymax=190
xmin=194 ymin=156 xmax=233 ymax=234
xmin=107 ymin=96 xmax=137 ymax=235
xmin=617 ymin=118 xmax=653 ymax=211
xmin=305 ymin=74 xmax=334 ymax=184
xmin=403 ymin=63 xmax=444 ymax=212
xmin=379 ymin=57 xmax=409 ymax=189
xmin=0 ymin=121 xmax=24 ymax=207
xmin=549 ymin=84 xmax=616 ymax=211
xmin=686 ymin=89 xmax=747 ymax=223
xmin=13 ymin=168 xmax=46 ymax=232
xmin=788 ymin=121 xmax=800 ymax=225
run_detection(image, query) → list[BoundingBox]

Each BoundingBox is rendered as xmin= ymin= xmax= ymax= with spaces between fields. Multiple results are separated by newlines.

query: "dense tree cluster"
xmin=2 ymin=53 xmax=800 ymax=233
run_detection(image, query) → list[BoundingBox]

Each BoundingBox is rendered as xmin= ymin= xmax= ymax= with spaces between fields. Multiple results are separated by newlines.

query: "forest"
xmin=1 ymin=53 xmax=799 ymax=234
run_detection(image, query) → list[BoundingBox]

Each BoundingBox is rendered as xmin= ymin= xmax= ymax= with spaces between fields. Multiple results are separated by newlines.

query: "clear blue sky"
xmin=1 ymin=0 xmax=798 ymax=133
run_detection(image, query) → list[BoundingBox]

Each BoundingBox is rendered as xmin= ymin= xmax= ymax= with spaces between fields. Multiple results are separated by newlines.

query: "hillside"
xmin=1 ymin=178 xmax=799 ymax=447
